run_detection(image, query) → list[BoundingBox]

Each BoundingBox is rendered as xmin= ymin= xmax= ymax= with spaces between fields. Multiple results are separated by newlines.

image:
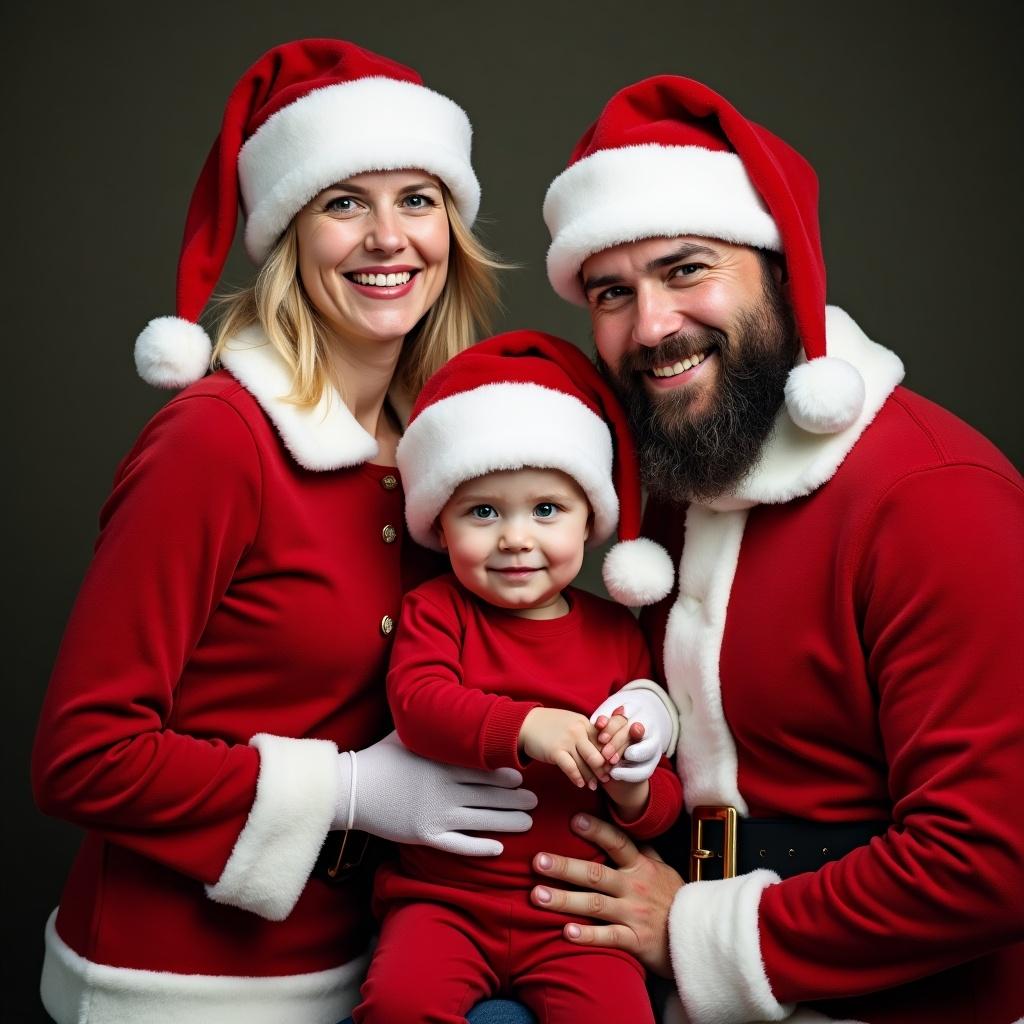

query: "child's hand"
xmin=520 ymin=708 xmax=609 ymax=790
xmin=594 ymin=705 xmax=646 ymax=767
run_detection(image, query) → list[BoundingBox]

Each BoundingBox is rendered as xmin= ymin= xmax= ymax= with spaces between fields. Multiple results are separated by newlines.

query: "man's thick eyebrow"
xmin=582 ymin=242 xmax=721 ymax=294
xmin=646 ymin=242 xmax=719 ymax=271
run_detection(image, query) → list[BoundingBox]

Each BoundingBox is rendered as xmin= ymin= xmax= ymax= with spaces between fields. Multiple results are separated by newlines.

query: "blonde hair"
xmin=212 ymin=188 xmax=504 ymax=407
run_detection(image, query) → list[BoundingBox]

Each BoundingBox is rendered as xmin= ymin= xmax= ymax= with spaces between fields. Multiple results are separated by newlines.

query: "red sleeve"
xmin=32 ymin=395 xmax=264 ymax=883
xmin=759 ymin=464 xmax=1024 ymax=1002
xmin=387 ymin=585 xmax=541 ymax=771
xmin=609 ymin=757 xmax=683 ymax=840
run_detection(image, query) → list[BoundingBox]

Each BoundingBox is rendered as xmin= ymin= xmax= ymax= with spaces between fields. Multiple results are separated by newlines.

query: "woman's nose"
xmin=364 ymin=207 xmax=406 ymax=255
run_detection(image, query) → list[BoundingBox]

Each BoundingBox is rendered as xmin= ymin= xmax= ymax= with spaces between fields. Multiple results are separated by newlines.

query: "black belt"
xmin=686 ymin=806 xmax=889 ymax=882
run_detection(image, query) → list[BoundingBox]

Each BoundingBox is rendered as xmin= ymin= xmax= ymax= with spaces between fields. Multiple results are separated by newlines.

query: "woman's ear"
xmin=434 ymin=520 xmax=448 ymax=551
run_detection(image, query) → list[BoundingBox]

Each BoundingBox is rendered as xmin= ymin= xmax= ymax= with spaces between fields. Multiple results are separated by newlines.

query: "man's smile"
xmin=646 ymin=348 xmax=717 ymax=389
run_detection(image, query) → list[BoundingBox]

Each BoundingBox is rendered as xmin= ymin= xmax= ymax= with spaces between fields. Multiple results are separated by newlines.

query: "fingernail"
xmin=535 ymin=886 xmax=551 ymax=904
xmin=566 ymin=924 xmax=581 ymax=938
xmin=575 ymin=814 xmax=591 ymax=831
xmin=588 ymin=780 xmax=597 ymax=791
xmin=537 ymin=853 xmax=552 ymax=870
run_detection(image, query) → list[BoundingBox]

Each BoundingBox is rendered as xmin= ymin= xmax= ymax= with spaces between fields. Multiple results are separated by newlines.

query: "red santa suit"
xmin=641 ymin=308 xmax=1024 ymax=1024
xmin=32 ymin=328 xmax=420 ymax=1024
xmin=356 ymin=574 xmax=683 ymax=1023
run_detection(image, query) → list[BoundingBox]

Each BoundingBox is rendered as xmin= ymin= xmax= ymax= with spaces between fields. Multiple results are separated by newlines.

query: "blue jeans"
xmin=338 ymin=999 xmax=536 ymax=1024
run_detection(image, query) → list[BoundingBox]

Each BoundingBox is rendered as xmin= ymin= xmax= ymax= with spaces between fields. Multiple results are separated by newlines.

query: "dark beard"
xmin=600 ymin=273 xmax=798 ymax=504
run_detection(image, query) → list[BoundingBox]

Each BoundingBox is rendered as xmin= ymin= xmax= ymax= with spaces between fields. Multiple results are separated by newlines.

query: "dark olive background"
xmin=5 ymin=2 xmax=1021 ymax=1018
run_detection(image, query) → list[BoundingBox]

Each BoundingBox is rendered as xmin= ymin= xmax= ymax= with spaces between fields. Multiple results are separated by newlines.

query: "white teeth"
xmin=352 ymin=271 xmax=412 ymax=287
xmin=652 ymin=351 xmax=708 ymax=377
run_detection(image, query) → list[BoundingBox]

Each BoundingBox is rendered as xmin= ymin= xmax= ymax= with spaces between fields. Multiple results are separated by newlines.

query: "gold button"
xmin=381 ymin=474 xmax=398 ymax=491
xmin=381 ymin=524 xmax=398 ymax=544
xmin=380 ymin=615 xmax=395 ymax=636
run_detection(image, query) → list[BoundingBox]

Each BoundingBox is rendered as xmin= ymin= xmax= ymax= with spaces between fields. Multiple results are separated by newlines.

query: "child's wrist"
xmin=604 ymin=778 xmax=650 ymax=821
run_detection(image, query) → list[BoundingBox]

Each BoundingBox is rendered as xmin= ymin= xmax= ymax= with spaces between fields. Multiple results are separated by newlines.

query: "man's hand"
xmin=520 ymin=707 xmax=609 ymax=789
xmin=530 ymin=814 xmax=683 ymax=978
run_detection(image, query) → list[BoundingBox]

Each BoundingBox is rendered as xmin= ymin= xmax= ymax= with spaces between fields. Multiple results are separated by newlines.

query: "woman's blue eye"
xmin=402 ymin=193 xmax=435 ymax=209
xmin=534 ymin=503 xmax=557 ymax=519
xmin=470 ymin=505 xmax=497 ymax=520
xmin=325 ymin=196 xmax=358 ymax=213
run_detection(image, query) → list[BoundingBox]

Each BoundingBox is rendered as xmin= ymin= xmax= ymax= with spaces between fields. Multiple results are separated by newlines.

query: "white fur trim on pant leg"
xmin=668 ymin=869 xmax=793 ymax=1024
xmin=134 ymin=316 xmax=212 ymax=389
xmin=603 ymin=537 xmax=675 ymax=606
xmin=784 ymin=357 xmax=865 ymax=435
xmin=206 ymin=734 xmax=339 ymax=921
xmin=619 ymin=678 xmax=681 ymax=756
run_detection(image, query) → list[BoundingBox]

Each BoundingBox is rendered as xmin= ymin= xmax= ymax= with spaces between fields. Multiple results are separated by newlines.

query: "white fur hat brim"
xmin=397 ymin=382 xmax=618 ymax=549
xmin=544 ymin=144 xmax=780 ymax=305
xmin=240 ymin=77 xmax=480 ymax=262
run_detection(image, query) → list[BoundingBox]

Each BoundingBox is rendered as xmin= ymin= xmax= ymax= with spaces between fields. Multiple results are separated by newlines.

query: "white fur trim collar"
xmin=219 ymin=327 xmax=379 ymax=472
xmin=706 ymin=307 xmax=904 ymax=511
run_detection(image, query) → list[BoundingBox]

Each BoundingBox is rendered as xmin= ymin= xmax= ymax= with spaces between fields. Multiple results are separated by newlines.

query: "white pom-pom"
xmin=602 ymin=537 xmax=675 ymax=607
xmin=784 ymin=356 xmax=865 ymax=434
xmin=134 ymin=316 xmax=213 ymax=389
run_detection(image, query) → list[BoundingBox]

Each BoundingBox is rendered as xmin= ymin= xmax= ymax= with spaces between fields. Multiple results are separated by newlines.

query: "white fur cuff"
xmin=620 ymin=678 xmax=681 ymax=756
xmin=669 ymin=869 xmax=793 ymax=1024
xmin=206 ymin=734 xmax=339 ymax=921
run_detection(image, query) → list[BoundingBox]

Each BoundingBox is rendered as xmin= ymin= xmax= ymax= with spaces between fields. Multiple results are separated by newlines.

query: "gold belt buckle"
xmin=690 ymin=805 xmax=738 ymax=882
xmin=326 ymin=829 xmax=370 ymax=880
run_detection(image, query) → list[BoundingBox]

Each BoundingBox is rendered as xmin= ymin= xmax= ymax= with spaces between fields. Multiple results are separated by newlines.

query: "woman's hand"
xmin=337 ymin=732 xmax=537 ymax=856
xmin=530 ymin=814 xmax=684 ymax=978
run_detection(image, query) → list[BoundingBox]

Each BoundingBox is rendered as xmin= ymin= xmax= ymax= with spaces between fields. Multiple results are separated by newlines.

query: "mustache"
xmin=619 ymin=329 xmax=726 ymax=374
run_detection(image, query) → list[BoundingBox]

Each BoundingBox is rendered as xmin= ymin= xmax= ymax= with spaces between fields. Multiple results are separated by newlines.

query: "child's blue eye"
xmin=534 ymin=503 xmax=557 ymax=519
xmin=470 ymin=505 xmax=498 ymax=520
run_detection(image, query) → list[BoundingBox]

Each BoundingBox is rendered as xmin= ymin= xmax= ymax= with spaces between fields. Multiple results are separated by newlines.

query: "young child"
xmin=353 ymin=331 xmax=683 ymax=1024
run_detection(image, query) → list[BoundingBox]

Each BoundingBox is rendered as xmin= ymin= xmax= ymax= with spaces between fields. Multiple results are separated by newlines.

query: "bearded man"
xmin=529 ymin=76 xmax=1024 ymax=1024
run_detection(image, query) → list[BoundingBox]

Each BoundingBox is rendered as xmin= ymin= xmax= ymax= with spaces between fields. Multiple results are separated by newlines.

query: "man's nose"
xmin=364 ymin=206 xmax=406 ymax=255
xmin=631 ymin=285 xmax=685 ymax=349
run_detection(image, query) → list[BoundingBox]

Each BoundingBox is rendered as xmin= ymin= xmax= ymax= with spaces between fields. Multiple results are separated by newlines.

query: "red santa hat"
xmin=397 ymin=330 xmax=675 ymax=607
xmin=543 ymin=75 xmax=865 ymax=434
xmin=134 ymin=38 xmax=480 ymax=389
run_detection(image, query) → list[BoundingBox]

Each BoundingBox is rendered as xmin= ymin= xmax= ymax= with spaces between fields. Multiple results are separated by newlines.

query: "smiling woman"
xmin=215 ymin=168 xmax=501 ymax=425
xmin=31 ymin=38 xmax=530 ymax=1024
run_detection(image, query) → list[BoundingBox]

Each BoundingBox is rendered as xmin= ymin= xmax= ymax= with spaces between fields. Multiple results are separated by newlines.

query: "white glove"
xmin=590 ymin=680 xmax=680 ymax=783
xmin=333 ymin=731 xmax=537 ymax=856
